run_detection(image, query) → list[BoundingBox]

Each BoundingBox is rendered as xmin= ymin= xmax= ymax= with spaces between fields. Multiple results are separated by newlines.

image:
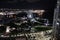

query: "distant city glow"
xmin=32 ymin=10 xmax=45 ymax=15
xmin=34 ymin=10 xmax=45 ymax=13
xmin=0 ymin=12 xmax=6 ymax=15
xmin=7 ymin=12 xmax=15 ymax=15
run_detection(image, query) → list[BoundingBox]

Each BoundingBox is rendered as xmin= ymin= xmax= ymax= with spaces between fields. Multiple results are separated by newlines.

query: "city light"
xmin=0 ymin=12 xmax=6 ymax=15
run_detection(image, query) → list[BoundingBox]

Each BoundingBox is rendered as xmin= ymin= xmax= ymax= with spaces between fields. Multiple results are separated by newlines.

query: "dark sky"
xmin=0 ymin=0 xmax=57 ymax=10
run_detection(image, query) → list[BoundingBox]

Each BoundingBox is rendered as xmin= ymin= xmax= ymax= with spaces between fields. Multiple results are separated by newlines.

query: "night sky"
xmin=0 ymin=0 xmax=57 ymax=9
xmin=0 ymin=0 xmax=57 ymax=23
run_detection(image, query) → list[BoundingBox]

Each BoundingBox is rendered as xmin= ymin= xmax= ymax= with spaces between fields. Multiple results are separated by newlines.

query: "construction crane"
xmin=53 ymin=0 xmax=60 ymax=40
